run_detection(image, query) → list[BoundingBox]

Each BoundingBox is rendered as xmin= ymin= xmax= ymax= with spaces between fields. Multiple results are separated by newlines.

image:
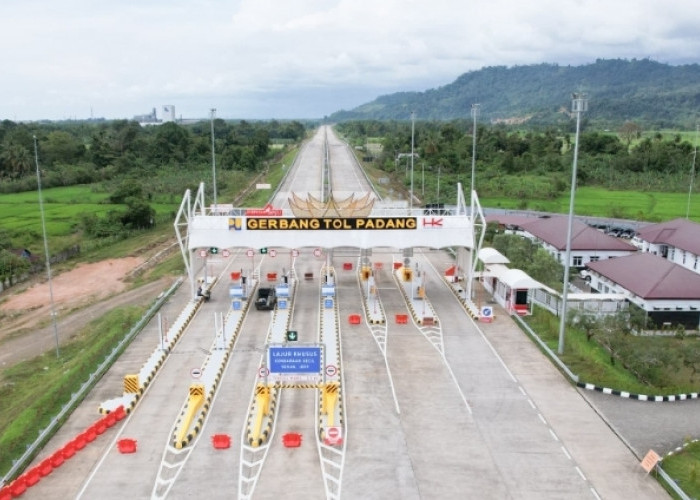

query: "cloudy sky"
xmin=2 ymin=0 xmax=699 ymax=121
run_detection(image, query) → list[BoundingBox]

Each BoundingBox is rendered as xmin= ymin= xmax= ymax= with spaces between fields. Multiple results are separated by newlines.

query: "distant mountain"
xmin=329 ymin=59 xmax=700 ymax=128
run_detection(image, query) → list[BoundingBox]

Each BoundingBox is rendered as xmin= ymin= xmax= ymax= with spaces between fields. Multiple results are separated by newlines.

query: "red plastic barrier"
xmin=374 ymin=262 xmax=384 ymax=270
xmin=266 ymin=272 xmax=277 ymax=281
xmin=8 ymin=477 xmax=27 ymax=497
xmin=117 ymin=438 xmax=137 ymax=454
xmin=49 ymin=450 xmax=65 ymax=468
xmin=104 ymin=411 xmax=118 ymax=427
xmin=230 ymin=271 xmax=241 ymax=281
xmin=342 ymin=262 xmax=353 ymax=270
xmin=84 ymin=427 xmax=97 ymax=443
xmin=282 ymin=433 xmax=302 ymax=448
xmin=393 ymin=262 xmax=403 ymax=270
xmin=73 ymin=434 xmax=87 ymax=451
xmin=348 ymin=314 xmax=361 ymax=325
xmin=61 ymin=441 xmax=76 ymax=459
xmin=422 ymin=317 xmax=435 ymax=326
xmin=113 ymin=405 xmax=127 ymax=421
xmin=38 ymin=458 xmax=53 ymax=477
xmin=211 ymin=434 xmax=231 ymax=449
xmin=24 ymin=467 xmax=41 ymax=487
xmin=0 ymin=486 xmax=12 ymax=500
xmin=395 ymin=314 xmax=408 ymax=324
xmin=94 ymin=421 xmax=107 ymax=435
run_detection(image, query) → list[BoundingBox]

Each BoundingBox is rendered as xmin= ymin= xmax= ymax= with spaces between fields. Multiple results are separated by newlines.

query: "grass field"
xmin=0 ymin=306 xmax=146 ymax=476
xmin=0 ymin=185 xmax=182 ymax=250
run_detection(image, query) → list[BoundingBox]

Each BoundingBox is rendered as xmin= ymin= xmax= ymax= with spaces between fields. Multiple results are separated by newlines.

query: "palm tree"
xmin=0 ymin=143 xmax=32 ymax=179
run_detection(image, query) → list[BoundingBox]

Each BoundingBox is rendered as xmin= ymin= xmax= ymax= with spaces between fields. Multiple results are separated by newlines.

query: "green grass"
xmin=524 ymin=308 xmax=700 ymax=394
xmin=0 ymin=305 xmax=146 ymax=477
xmin=660 ymin=440 xmax=700 ymax=498
xmin=523 ymin=308 xmax=700 ymax=497
xmin=0 ymin=184 xmax=181 ymax=252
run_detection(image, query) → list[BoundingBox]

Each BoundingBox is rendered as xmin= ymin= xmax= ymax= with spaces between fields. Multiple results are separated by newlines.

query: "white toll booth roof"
xmin=478 ymin=247 xmax=510 ymax=265
xmin=484 ymin=264 xmax=541 ymax=290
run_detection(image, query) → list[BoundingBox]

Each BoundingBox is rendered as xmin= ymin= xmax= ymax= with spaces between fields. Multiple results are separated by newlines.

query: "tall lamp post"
xmin=210 ymin=108 xmax=217 ymax=211
xmin=34 ymin=136 xmax=60 ymax=358
xmin=410 ymin=111 xmax=415 ymax=212
xmin=558 ymin=93 xmax=588 ymax=354
xmin=687 ymin=124 xmax=698 ymax=220
xmin=470 ymin=103 xmax=480 ymax=197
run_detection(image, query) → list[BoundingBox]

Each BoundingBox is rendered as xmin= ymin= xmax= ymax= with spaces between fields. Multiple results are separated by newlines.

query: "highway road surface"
xmin=14 ymin=126 xmax=672 ymax=500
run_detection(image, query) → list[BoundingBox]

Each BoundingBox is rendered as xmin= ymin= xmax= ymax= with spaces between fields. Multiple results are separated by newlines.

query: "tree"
xmin=149 ymin=122 xmax=191 ymax=164
xmin=109 ymin=179 xmax=144 ymax=204
xmin=618 ymin=121 xmax=642 ymax=149
xmin=568 ymin=310 xmax=599 ymax=342
xmin=120 ymin=198 xmax=155 ymax=229
xmin=0 ymin=249 xmax=30 ymax=287
xmin=598 ymin=312 xmax=630 ymax=365
xmin=0 ymin=143 xmax=32 ymax=178
xmin=41 ymin=131 xmax=85 ymax=166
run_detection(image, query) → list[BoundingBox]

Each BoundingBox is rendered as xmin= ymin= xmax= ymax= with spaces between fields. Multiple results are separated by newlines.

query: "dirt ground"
xmin=0 ymin=256 xmax=176 ymax=367
xmin=0 ymin=257 xmax=143 ymax=335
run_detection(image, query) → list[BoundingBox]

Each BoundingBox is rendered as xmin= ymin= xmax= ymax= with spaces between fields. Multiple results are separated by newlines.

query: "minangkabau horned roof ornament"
xmin=288 ymin=192 xmax=374 ymax=217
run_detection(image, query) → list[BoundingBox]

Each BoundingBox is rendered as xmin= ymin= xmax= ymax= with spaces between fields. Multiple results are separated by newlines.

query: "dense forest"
xmin=330 ymin=59 xmax=700 ymax=129
xmin=335 ymin=119 xmax=698 ymax=204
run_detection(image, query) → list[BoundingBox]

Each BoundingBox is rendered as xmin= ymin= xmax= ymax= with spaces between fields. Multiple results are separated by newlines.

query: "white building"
xmin=162 ymin=105 xmax=176 ymax=123
xmin=635 ymin=218 xmax=700 ymax=275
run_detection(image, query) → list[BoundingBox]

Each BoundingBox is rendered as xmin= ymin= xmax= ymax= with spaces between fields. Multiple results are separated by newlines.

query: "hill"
xmin=329 ymin=59 xmax=700 ymax=128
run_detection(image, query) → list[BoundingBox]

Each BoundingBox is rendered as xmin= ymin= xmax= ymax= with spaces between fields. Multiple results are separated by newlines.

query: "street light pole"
xmin=210 ymin=108 xmax=217 ymax=211
xmin=410 ymin=111 xmax=415 ymax=212
xmin=558 ymin=93 xmax=588 ymax=355
xmin=687 ymin=124 xmax=698 ymax=220
xmin=34 ymin=136 xmax=60 ymax=358
xmin=470 ymin=103 xmax=480 ymax=198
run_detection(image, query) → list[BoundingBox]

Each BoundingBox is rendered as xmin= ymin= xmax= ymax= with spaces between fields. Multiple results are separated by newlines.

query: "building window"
xmin=573 ymin=256 xmax=583 ymax=267
xmin=590 ymin=256 xmax=600 ymax=262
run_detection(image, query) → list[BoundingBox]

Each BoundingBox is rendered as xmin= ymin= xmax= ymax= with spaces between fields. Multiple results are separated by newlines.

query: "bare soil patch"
xmin=0 ymin=257 xmax=144 ymax=342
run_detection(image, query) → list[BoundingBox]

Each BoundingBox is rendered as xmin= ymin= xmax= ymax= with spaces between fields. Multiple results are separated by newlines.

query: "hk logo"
xmin=422 ymin=217 xmax=443 ymax=227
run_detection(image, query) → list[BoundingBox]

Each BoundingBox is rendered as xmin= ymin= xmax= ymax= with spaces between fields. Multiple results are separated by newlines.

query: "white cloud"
xmin=0 ymin=0 xmax=698 ymax=120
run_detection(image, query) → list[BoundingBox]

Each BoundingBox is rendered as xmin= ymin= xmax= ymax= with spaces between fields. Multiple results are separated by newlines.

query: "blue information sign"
xmin=268 ymin=346 xmax=321 ymax=373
